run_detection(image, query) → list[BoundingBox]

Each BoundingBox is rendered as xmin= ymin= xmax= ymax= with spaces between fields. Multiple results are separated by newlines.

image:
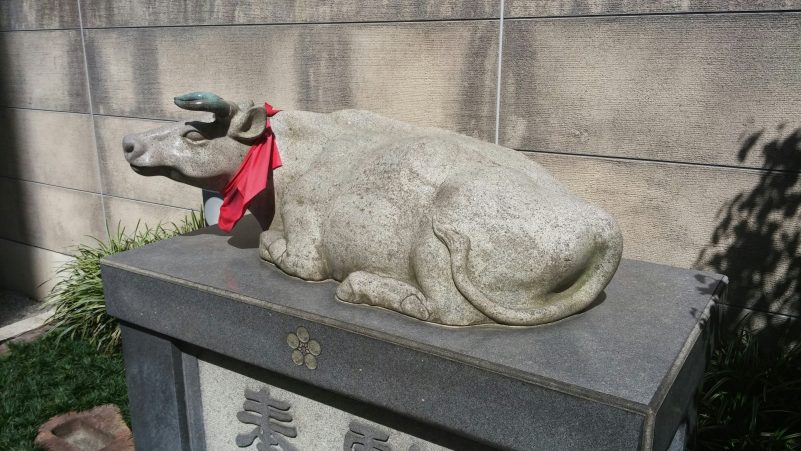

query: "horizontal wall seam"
xmin=0 ymin=175 xmax=102 ymax=195
xmin=101 ymin=193 xmax=198 ymax=211
xmin=5 ymin=8 xmax=796 ymax=33
xmin=0 ymin=27 xmax=81 ymax=33
xmin=93 ymin=112 xmax=173 ymax=122
xmin=2 ymin=9 xmax=795 ymax=34
xmin=504 ymin=9 xmax=801 ymax=21
xmin=0 ymin=236 xmax=73 ymax=258
xmin=1 ymin=106 xmax=90 ymax=116
xmin=519 ymin=149 xmax=801 ymax=176
xmin=0 ymin=175 xmax=197 ymax=210
xmin=65 ymin=8 xmax=801 ymax=31
xmin=80 ymin=16 xmax=502 ymax=31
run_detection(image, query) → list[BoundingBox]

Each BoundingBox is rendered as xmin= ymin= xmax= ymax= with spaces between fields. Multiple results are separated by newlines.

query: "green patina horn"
xmin=174 ymin=92 xmax=236 ymax=119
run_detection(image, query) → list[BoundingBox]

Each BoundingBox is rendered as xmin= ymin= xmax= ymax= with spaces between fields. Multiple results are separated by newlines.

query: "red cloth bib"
xmin=217 ymin=102 xmax=282 ymax=232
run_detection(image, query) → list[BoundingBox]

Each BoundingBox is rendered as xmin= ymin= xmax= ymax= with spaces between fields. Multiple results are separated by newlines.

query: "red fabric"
xmin=218 ymin=102 xmax=282 ymax=232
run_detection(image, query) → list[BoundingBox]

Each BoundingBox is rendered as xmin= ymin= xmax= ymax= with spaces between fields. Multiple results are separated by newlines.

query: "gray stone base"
xmin=103 ymin=227 xmax=727 ymax=450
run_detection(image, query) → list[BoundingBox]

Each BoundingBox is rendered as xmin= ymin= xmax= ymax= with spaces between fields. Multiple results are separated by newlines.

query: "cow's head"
xmin=122 ymin=92 xmax=266 ymax=192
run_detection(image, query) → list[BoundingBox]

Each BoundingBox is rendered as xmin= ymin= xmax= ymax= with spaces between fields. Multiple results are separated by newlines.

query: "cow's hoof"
xmin=258 ymin=245 xmax=272 ymax=262
xmin=259 ymin=231 xmax=279 ymax=262
xmin=335 ymin=279 xmax=357 ymax=303
xmin=401 ymin=294 xmax=430 ymax=321
xmin=267 ymin=238 xmax=287 ymax=263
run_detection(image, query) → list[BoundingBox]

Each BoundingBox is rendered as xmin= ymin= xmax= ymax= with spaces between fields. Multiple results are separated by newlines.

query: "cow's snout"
xmin=122 ymin=134 xmax=143 ymax=163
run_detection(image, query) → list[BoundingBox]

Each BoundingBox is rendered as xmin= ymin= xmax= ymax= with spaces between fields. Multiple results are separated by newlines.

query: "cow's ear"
xmin=228 ymin=104 xmax=266 ymax=143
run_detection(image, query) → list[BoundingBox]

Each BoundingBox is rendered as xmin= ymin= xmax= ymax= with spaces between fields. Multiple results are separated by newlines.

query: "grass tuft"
xmin=0 ymin=335 xmax=129 ymax=451
xmin=44 ymin=211 xmax=204 ymax=353
xmin=696 ymin=326 xmax=801 ymax=450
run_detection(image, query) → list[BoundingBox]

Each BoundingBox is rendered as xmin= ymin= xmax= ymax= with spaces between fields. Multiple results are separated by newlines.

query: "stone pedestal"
xmin=101 ymin=224 xmax=726 ymax=451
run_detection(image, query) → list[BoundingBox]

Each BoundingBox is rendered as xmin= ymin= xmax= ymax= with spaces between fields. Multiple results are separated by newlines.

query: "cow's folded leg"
xmin=265 ymin=236 xmax=328 ymax=280
xmin=267 ymin=238 xmax=288 ymax=265
xmin=259 ymin=230 xmax=285 ymax=263
xmin=336 ymin=271 xmax=430 ymax=321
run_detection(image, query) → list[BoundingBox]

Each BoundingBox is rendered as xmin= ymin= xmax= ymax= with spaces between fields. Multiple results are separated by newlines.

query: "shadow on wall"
xmin=0 ymin=31 xmax=36 ymax=299
xmin=695 ymin=126 xmax=801 ymax=330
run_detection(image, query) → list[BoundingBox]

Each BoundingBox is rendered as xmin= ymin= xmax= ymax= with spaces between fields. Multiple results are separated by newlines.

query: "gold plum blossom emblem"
xmin=286 ymin=327 xmax=321 ymax=370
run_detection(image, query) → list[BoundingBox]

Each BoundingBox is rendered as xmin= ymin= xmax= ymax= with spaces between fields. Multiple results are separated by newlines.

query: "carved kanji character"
xmin=236 ymin=387 xmax=297 ymax=451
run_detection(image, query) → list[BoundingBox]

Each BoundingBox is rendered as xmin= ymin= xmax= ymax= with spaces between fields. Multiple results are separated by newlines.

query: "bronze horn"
xmin=173 ymin=92 xmax=237 ymax=119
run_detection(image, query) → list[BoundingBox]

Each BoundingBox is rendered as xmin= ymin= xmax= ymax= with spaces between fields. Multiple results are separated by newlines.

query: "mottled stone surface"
xmin=123 ymin=95 xmax=623 ymax=326
xmin=0 ymin=30 xmax=89 ymax=112
xmin=0 ymin=0 xmax=79 ymax=31
xmin=0 ymin=109 xmax=99 ymax=192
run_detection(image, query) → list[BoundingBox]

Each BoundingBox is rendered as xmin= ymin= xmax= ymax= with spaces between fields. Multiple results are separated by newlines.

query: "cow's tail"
xmin=432 ymin=220 xmax=621 ymax=326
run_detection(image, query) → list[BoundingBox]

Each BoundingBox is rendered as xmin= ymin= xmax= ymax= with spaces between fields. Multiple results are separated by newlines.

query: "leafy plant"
xmin=696 ymin=324 xmax=801 ymax=450
xmin=45 ymin=211 xmax=204 ymax=353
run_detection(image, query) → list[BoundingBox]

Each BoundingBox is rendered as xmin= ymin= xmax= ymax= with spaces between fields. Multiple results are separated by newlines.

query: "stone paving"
xmin=0 ymin=290 xmax=52 ymax=352
xmin=0 ymin=290 xmax=40 ymax=328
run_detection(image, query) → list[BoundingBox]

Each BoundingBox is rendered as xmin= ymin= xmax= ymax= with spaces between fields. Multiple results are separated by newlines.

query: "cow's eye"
xmin=182 ymin=130 xmax=206 ymax=142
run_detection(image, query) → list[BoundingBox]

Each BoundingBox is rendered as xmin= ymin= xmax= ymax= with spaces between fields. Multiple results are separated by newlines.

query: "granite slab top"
xmin=102 ymin=219 xmax=724 ymax=410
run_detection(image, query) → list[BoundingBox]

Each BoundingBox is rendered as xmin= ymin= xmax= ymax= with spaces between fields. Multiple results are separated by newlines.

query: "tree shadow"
xmin=691 ymin=126 xmax=801 ymax=451
xmin=695 ymin=125 xmax=801 ymax=333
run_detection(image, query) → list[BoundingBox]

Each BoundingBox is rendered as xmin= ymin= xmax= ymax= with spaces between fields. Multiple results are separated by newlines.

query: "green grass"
xmin=696 ymin=327 xmax=801 ymax=450
xmin=0 ymin=335 xmax=129 ymax=451
xmin=45 ymin=212 xmax=204 ymax=353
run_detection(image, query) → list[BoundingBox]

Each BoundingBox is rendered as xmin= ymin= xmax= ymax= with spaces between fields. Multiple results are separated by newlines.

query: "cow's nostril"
xmin=122 ymin=135 xmax=141 ymax=163
xmin=122 ymin=135 xmax=135 ymax=154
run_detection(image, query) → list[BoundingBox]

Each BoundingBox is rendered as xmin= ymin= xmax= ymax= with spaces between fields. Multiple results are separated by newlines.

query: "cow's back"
xmin=271 ymin=109 xmax=598 ymax=285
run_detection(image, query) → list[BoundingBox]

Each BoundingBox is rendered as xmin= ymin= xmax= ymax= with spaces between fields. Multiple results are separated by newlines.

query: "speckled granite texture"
xmin=123 ymin=99 xmax=623 ymax=326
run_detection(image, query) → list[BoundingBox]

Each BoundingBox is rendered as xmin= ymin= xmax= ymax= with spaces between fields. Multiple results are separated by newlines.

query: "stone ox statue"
xmin=122 ymin=92 xmax=623 ymax=326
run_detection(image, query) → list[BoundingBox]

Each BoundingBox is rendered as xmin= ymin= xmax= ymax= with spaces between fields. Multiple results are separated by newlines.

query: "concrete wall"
xmin=0 ymin=1 xmax=199 ymax=298
xmin=1 ymin=0 xmax=799 ymax=334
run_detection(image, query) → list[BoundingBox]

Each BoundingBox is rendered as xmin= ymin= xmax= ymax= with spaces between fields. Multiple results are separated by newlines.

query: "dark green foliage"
xmin=696 ymin=327 xmax=801 ymax=450
xmin=45 ymin=212 xmax=204 ymax=353
xmin=0 ymin=335 xmax=129 ymax=451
